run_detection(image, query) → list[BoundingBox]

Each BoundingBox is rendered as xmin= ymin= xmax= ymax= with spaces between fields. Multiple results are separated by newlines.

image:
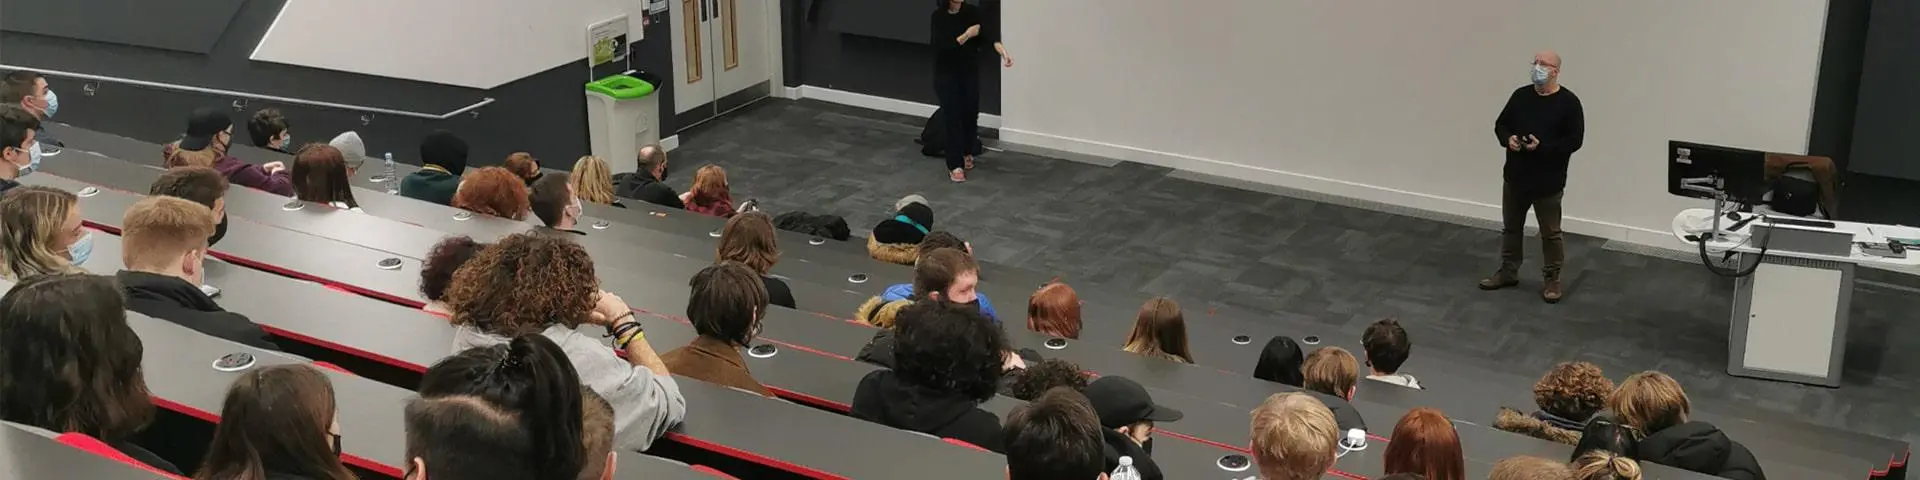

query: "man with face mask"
xmin=529 ymin=174 xmax=588 ymax=236
xmin=612 ymin=144 xmax=684 ymax=209
xmin=0 ymin=105 xmax=42 ymax=195
xmin=1 ymin=71 xmax=61 ymax=148
xmin=1484 ymin=50 xmax=1585 ymax=303
xmin=115 ymin=196 xmax=281 ymax=351
xmin=1086 ymin=376 xmax=1181 ymax=480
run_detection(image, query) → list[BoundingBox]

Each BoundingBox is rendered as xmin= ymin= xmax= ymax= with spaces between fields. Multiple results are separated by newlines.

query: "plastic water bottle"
xmin=1111 ymin=456 xmax=1142 ymax=480
xmin=382 ymin=152 xmax=399 ymax=194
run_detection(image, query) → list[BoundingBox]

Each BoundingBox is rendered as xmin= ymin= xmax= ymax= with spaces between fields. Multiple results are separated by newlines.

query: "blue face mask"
xmin=20 ymin=142 xmax=42 ymax=177
xmin=1530 ymin=64 xmax=1551 ymax=86
xmin=41 ymin=90 xmax=58 ymax=119
xmin=279 ymin=134 xmax=292 ymax=149
xmin=68 ymin=231 xmax=93 ymax=266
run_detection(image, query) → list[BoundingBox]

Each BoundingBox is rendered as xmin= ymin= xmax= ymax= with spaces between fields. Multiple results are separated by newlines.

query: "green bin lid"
xmin=585 ymin=75 xmax=655 ymax=99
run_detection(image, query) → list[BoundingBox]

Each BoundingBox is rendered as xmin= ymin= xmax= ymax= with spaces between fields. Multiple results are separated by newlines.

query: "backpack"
xmin=1769 ymin=176 xmax=1819 ymax=217
xmin=917 ymin=107 xmax=984 ymax=158
xmin=773 ymin=211 xmax=851 ymax=241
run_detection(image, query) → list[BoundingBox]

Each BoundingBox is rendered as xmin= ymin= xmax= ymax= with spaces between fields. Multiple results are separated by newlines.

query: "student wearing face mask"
xmin=164 ymin=107 xmax=296 ymax=197
xmin=1484 ymin=50 xmax=1585 ymax=303
xmin=115 ymin=196 xmax=281 ymax=351
xmin=1 ymin=71 xmax=62 ymax=147
xmin=0 ymin=186 xmax=90 ymax=279
xmin=612 ymin=144 xmax=682 ymax=209
xmin=247 ymin=108 xmax=295 ymax=154
xmin=530 ymin=174 xmax=588 ymax=236
xmin=1086 ymin=376 xmax=1181 ymax=480
xmin=0 ymin=105 xmax=42 ymax=195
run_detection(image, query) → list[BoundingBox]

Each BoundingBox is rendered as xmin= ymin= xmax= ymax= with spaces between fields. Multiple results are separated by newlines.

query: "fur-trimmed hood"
xmin=1495 ymin=407 xmax=1583 ymax=445
xmin=868 ymin=235 xmax=920 ymax=265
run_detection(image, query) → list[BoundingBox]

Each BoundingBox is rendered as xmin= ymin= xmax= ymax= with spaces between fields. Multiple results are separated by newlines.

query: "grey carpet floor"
xmin=670 ymin=98 xmax=1920 ymax=447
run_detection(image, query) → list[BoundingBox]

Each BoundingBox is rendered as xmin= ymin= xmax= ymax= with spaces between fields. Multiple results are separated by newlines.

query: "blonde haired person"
xmin=1249 ymin=392 xmax=1338 ymax=480
xmin=1593 ymin=371 xmax=1763 ymax=480
xmin=0 ymin=185 xmax=88 ymax=279
xmin=1572 ymin=450 xmax=1643 ymax=480
xmin=1488 ymin=455 xmax=1571 ymax=480
xmin=570 ymin=155 xmax=626 ymax=207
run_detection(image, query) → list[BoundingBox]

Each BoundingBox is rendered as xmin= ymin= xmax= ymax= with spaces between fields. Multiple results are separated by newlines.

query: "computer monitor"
xmin=1667 ymin=140 xmax=1769 ymax=205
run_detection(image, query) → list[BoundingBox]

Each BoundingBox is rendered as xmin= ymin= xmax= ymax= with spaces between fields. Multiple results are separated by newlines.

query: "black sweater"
xmin=1493 ymin=85 xmax=1585 ymax=196
xmin=931 ymin=3 xmax=993 ymax=74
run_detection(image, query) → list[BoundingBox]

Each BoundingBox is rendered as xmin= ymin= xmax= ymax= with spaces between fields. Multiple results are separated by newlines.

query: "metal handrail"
xmin=2 ymin=64 xmax=494 ymax=120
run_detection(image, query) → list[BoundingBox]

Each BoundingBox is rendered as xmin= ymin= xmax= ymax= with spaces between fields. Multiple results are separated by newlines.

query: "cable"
xmin=1695 ymin=214 xmax=1770 ymax=278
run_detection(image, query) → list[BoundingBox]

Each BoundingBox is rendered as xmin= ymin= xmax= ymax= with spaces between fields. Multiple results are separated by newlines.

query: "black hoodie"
xmin=117 ymin=270 xmax=280 ymax=351
xmin=1634 ymin=421 xmax=1765 ymax=480
xmin=1101 ymin=429 xmax=1163 ymax=480
xmin=613 ymin=172 xmax=684 ymax=209
xmin=850 ymin=369 xmax=1005 ymax=453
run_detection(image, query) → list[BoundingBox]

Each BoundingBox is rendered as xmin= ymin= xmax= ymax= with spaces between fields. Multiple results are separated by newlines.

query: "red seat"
xmin=942 ymin=437 xmax=990 ymax=452
xmin=54 ymin=432 xmax=187 ymax=479
xmin=310 ymin=361 xmax=351 ymax=374
xmin=690 ymin=464 xmax=741 ymax=479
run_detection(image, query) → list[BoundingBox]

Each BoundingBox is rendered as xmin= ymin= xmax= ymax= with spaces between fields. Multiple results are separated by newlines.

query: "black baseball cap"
xmin=1086 ymin=376 xmax=1183 ymax=429
xmin=179 ymin=107 xmax=233 ymax=151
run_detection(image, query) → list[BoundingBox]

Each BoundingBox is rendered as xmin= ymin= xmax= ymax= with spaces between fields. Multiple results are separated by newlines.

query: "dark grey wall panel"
xmin=784 ymin=0 xmax=999 ymax=114
xmin=2 ymin=0 xmax=680 ymax=172
xmin=827 ymin=0 xmax=934 ymax=44
xmin=0 ymin=0 xmax=247 ymax=54
xmin=1808 ymin=0 xmax=1870 ymax=172
xmin=1850 ymin=0 xmax=1920 ymax=180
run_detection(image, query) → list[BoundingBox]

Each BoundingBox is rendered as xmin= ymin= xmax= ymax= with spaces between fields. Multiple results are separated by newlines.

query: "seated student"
xmin=716 ymin=212 xmax=796 ymax=308
xmin=452 ymin=167 xmax=531 ymax=221
xmin=1027 ymin=282 xmax=1083 ymax=339
xmin=570 ymin=155 xmax=626 ymax=208
xmin=851 ymin=300 xmax=1008 ymax=453
xmin=117 ymin=196 xmax=279 ymax=350
xmin=856 ymin=248 xmax=983 ymax=367
xmin=400 ymin=130 xmax=469 ymax=206
xmin=1250 ymin=392 xmax=1339 ymax=480
xmin=1384 ymin=408 xmax=1465 ymax=480
xmin=1004 ymin=387 xmax=1109 ymax=480
xmin=678 ymin=164 xmax=735 ymax=218
xmin=326 ymin=131 xmax=372 ymax=177
xmin=504 ymin=152 xmax=543 ymax=186
xmin=0 ymin=274 xmax=182 ymax=474
xmin=247 ymin=108 xmax=294 ymax=154
xmin=612 ymin=144 xmax=682 ymax=209
xmin=875 ymin=231 xmax=998 ymax=321
xmin=0 ymin=104 xmax=41 ymax=195
xmin=1572 ymin=450 xmax=1643 ymax=480
xmin=1362 ymin=318 xmax=1421 ymax=389
xmin=149 ymin=166 xmax=231 ymax=246
xmin=1123 ymin=297 xmax=1192 ymax=363
xmin=1589 ymin=371 xmax=1763 ymax=480
xmin=1 ymin=72 xmax=59 ymax=147
xmin=1490 ymin=456 xmax=1572 ymax=480
xmin=420 ymin=236 xmax=487 ymax=318
xmin=868 ymin=195 xmax=934 ymax=265
xmin=578 ymin=389 xmax=618 ymax=480
xmin=1497 ymin=361 xmax=1614 ymax=445
xmin=1301 ymin=346 xmax=1368 ymax=432
xmin=446 ymin=232 xmax=685 ymax=451
xmin=411 ymin=334 xmax=587 ymax=480
xmin=0 ymin=185 xmax=89 ymax=279
xmin=529 ymin=174 xmax=588 ymax=236
xmin=660 ymin=263 xmax=774 ymax=396
xmin=163 ymin=107 xmax=295 ymax=196
xmin=292 ymin=144 xmax=363 ymax=212
xmin=1087 ymin=376 xmax=1183 ymax=480
xmin=1006 ymin=358 xmax=1088 ymax=401
xmin=195 ymin=364 xmax=354 ymax=480
xmin=1254 ymin=335 xmax=1307 ymax=387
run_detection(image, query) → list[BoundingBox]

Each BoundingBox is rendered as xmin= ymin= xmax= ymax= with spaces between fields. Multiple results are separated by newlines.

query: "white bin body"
xmin=584 ymin=90 xmax=659 ymax=174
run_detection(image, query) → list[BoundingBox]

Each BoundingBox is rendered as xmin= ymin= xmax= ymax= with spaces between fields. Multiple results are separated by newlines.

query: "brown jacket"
xmin=660 ymin=336 xmax=773 ymax=397
xmin=1494 ymin=407 xmax=1583 ymax=445
xmin=868 ymin=236 xmax=919 ymax=266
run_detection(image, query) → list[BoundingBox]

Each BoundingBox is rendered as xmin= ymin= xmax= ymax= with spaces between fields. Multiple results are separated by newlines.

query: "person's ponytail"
xmin=508 ymin=334 xmax=586 ymax=480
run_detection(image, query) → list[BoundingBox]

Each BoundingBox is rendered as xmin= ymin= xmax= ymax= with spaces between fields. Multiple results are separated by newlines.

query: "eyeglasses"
xmin=1532 ymin=61 xmax=1559 ymax=69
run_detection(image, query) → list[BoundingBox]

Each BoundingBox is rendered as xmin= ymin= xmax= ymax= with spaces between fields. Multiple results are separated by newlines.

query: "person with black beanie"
xmin=400 ymin=130 xmax=470 ymax=206
xmin=1482 ymin=50 xmax=1584 ymax=304
xmin=868 ymin=194 xmax=935 ymax=265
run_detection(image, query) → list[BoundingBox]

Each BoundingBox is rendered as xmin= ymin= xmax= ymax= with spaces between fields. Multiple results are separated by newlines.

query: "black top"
xmin=108 ymin=439 xmax=182 ymax=475
xmin=0 ymin=178 xmax=17 ymax=196
xmin=851 ymin=369 xmax=1005 ymax=453
xmin=931 ymin=2 xmax=992 ymax=74
xmin=613 ymin=173 xmax=685 ymax=209
xmin=1636 ymin=421 xmax=1766 ymax=480
xmin=116 ymin=270 xmax=281 ymax=351
xmin=1493 ymin=85 xmax=1586 ymax=196
xmin=1101 ymin=429 xmax=1164 ymax=480
xmin=762 ymin=275 xmax=796 ymax=309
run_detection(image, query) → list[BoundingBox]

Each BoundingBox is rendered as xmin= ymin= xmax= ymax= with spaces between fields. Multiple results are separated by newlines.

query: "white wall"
xmin=1001 ymin=1 xmax=1828 ymax=246
xmin=249 ymin=0 xmax=645 ymax=89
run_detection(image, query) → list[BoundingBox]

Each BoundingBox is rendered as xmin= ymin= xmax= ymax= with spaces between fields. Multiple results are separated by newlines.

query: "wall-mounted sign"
xmin=587 ymin=15 xmax=630 ymax=68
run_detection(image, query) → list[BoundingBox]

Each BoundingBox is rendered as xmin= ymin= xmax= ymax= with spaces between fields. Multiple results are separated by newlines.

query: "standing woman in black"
xmin=932 ymin=0 xmax=1010 ymax=183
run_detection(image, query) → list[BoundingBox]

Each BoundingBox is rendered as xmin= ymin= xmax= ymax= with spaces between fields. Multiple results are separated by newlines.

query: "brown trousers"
xmin=1499 ymin=185 xmax=1564 ymax=279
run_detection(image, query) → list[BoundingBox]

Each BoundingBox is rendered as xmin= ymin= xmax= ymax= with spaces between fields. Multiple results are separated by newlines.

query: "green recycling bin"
xmin=585 ymin=73 xmax=660 ymax=173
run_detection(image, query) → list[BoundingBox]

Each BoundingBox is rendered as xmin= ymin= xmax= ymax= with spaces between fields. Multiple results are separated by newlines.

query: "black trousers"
xmin=934 ymin=69 xmax=981 ymax=171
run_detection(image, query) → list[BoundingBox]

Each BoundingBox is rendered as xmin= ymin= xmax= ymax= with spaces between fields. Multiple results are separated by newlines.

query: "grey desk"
xmin=0 ymin=424 xmax=173 ymax=479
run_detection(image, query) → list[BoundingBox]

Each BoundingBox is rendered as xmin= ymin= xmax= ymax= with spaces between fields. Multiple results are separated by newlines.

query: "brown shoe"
xmin=1541 ymin=278 xmax=1563 ymax=303
xmin=1478 ymin=271 xmax=1519 ymax=290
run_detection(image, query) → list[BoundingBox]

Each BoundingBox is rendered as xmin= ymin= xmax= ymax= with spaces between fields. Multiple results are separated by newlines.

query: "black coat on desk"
xmin=850 ymin=369 xmax=1005 ymax=453
xmin=1635 ymin=421 xmax=1767 ymax=480
xmin=117 ymin=270 xmax=280 ymax=352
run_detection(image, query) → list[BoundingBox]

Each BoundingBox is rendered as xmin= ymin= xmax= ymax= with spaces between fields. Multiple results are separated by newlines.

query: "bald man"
xmin=1483 ymin=50 xmax=1584 ymax=303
